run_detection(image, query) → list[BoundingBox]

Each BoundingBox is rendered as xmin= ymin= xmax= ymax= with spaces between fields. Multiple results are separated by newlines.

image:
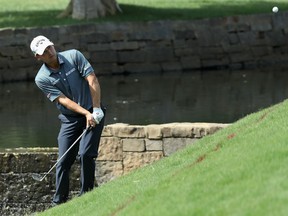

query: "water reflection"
xmin=1 ymin=68 xmax=288 ymax=148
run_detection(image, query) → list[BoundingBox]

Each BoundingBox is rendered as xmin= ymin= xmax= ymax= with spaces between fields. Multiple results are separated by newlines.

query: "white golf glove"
xmin=92 ymin=107 xmax=104 ymax=124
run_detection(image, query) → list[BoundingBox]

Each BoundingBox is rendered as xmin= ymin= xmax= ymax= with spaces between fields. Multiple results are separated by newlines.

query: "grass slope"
xmin=0 ymin=0 xmax=288 ymax=28
xmin=38 ymin=100 xmax=288 ymax=216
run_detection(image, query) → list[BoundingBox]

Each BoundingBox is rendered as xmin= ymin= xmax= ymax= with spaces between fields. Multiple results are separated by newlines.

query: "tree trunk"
xmin=57 ymin=0 xmax=122 ymax=19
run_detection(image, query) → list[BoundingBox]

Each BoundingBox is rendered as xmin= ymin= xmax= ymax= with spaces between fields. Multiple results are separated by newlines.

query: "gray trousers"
xmin=53 ymin=109 xmax=105 ymax=203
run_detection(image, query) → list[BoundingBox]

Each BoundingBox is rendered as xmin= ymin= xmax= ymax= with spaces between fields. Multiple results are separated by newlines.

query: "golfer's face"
xmin=36 ymin=45 xmax=57 ymax=63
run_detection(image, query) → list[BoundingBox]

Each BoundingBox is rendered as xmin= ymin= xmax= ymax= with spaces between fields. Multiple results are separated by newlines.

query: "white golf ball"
xmin=272 ymin=6 xmax=279 ymax=13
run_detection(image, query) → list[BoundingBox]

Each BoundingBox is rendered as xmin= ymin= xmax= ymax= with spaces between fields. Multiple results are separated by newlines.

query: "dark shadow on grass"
xmin=0 ymin=1 xmax=288 ymax=28
xmin=113 ymin=2 xmax=287 ymax=22
xmin=0 ymin=10 xmax=88 ymax=28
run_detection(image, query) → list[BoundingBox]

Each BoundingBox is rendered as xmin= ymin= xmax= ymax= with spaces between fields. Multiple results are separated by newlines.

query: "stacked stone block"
xmin=0 ymin=122 xmax=229 ymax=215
xmin=1 ymin=12 xmax=288 ymax=82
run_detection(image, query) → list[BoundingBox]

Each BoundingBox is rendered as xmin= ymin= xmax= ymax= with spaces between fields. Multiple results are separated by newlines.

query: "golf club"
xmin=32 ymin=127 xmax=90 ymax=182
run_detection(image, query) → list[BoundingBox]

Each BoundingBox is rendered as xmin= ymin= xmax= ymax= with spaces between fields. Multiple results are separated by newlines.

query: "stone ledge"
xmin=0 ymin=122 xmax=229 ymax=215
xmin=1 ymin=12 xmax=288 ymax=82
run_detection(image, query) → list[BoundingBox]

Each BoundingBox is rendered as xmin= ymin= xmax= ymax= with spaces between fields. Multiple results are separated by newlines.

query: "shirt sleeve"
xmin=74 ymin=50 xmax=94 ymax=77
xmin=35 ymin=76 xmax=62 ymax=102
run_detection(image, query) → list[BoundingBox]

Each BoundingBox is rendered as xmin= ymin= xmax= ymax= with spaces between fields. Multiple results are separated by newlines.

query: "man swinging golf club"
xmin=30 ymin=35 xmax=105 ymax=205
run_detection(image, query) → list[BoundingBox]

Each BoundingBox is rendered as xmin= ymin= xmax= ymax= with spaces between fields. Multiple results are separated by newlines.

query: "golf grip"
xmin=44 ymin=127 xmax=89 ymax=177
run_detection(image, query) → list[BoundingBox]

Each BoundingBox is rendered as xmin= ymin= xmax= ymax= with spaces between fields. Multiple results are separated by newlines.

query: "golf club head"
xmin=32 ymin=173 xmax=44 ymax=182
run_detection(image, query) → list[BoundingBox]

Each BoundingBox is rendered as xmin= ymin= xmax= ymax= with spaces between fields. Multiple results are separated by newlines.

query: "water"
xmin=1 ymin=68 xmax=288 ymax=149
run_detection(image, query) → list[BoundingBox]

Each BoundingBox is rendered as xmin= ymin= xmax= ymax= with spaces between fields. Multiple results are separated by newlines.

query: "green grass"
xmin=37 ymin=99 xmax=288 ymax=216
xmin=5 ymin=1 xmax=288 ymax=214
xmin=1 ymin=0 xmax=288 ymax=28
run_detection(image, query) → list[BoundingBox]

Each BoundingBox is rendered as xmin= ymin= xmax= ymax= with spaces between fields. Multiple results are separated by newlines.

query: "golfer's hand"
xmin=92 ymin=107 xmax=104 ymax=124
xmin=86 ymin=113 xmax=96 ymax=128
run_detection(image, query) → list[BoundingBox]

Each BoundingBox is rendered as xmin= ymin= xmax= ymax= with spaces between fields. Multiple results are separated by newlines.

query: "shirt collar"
xmin=45 ymin=54 xmax=64 ymax=74
xmin=58 ymin=54 xmax=64 ymax=65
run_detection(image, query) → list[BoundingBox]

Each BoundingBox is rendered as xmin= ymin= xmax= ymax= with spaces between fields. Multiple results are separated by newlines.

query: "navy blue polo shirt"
xmin=35 ymin=49 xmax=94 ymax=116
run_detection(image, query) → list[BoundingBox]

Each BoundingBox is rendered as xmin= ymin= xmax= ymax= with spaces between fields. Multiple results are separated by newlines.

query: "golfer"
xmin=30 ymin=35 xmax=105 ymax=205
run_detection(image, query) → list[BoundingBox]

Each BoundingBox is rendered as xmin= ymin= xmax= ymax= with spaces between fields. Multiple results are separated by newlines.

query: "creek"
xmin=1 ymin=68 xmax=287 ymax=149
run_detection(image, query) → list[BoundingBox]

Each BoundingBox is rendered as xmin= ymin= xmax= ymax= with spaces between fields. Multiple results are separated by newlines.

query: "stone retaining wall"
xmin=1 ymin=12 xmax=288 ymax=82
xmin=0 ymin=122 xmax=229 ymax=215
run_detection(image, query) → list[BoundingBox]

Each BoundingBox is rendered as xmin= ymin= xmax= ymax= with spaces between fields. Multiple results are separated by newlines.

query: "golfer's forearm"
xmin=90 ymin=84 xmax=101 ymax=108
xmin=86 ymin=73 xmax=101 ymax=108
xmin=56 ymin=95 xmax=90 ymax=116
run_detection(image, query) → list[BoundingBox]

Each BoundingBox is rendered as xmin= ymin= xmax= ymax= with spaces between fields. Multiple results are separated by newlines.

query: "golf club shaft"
xmin=39 ymin=127 xmax=89 ymax=180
